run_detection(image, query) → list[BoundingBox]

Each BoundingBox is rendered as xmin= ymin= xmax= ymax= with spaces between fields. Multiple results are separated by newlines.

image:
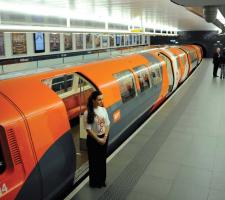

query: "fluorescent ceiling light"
xmin=216 ymin=9 xmax=225 ymax=25
xmin=0 ymin=24 xmax=131 ymax=33
xmin=0 ymin=2 xmax=179 ymax=33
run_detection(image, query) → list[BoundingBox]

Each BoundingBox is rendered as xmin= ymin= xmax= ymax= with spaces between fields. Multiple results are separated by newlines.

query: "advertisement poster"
xmin=12 ymin=33 xmax=27 ymax=55
xmin=145 ymin=36 xmax=148 ymax=44
xmin=94 ymin=34 xmax=101 ymax=48
xmin=109 ymin=35 xmax=114 ymax=47
xmin=50 ymin=33 xmax=60 ymax=52
xmin=125 ymin=35 xmax=129 ymax=45
xmin=121 ymin=35 xmax=124 ymax=46
xmin=116 ymin=35 xmax=120 ymax=46
xmin=34 ymin=32 xmax=45 ymax=53
xmin=133 ymin=35 xmax=137 ymax=44
xmin=137 ymin=35 xmax=140 ymax=44
xmin=102 ymin=36 xmax=108 ymax=48
xmin=76 ymin=34 xmax=83 ymax=50
xmin=129 ymin=35 xmax=133 ymax=45
xmin=0 ymin=32 xmax=4 ymax=56
xmin=86 ymin=34 xmax=93 ymax=49
xmin=64 ymin=33 xmax=72 ymax=51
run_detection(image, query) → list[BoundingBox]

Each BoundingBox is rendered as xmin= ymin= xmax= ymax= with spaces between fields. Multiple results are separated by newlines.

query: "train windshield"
xmin=0 ymin=126 xmax=6 ymax=174
xmin=0 ymin=143 xmax=5 ymax=174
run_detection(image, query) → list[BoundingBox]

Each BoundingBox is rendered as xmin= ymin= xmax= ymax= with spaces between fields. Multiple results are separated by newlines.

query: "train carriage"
xmin=0 ymin=45 xmax=202 ymax=200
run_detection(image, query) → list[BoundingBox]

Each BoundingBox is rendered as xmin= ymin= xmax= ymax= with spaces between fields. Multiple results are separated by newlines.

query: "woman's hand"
xmin=97 ymin=137 xmax=106 ymax=145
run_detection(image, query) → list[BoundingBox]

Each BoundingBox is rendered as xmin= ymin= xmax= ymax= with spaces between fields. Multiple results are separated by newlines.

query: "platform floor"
xmin=66 ymin=59 xmax=225 ymax=200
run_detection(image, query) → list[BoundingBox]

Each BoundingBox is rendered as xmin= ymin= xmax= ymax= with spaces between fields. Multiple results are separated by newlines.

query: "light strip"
xmin=0 ymin=2 xmax=179 ymax=34
xmin=0 ymin=24 xmax=131 ymax=33
xmin=0 ymin=24 xmax=178 ymax=35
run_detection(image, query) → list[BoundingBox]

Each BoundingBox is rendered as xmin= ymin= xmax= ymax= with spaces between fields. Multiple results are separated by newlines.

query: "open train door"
xmin=77 ymin=76 xmax=95 ymax=150
xmin=43 ymin=72 xmax=96 ymax=183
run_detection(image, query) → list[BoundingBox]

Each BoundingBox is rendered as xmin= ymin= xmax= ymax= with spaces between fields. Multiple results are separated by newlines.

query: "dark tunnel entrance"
xmin=193 ymin=43 xmax=207 ymax=58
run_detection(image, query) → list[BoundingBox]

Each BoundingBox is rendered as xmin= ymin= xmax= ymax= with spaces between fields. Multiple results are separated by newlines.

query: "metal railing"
xmin=0 ymin=45 xmax=150 ymax=79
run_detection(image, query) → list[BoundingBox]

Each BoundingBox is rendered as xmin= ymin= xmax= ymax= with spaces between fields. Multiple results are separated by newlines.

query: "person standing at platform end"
xmin=84 ymin=90 xmax=110 ymax=188
xmin=213 ymin=47 xmax=221 ymax=78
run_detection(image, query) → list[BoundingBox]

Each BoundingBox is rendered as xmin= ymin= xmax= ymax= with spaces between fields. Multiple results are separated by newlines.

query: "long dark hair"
xmin=87 ymin=90 xmax=102 ymax=124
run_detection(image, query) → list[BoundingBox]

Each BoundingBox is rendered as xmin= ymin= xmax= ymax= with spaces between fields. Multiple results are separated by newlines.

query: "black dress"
xmin=87 ymin=135 xmax=108 ymax=187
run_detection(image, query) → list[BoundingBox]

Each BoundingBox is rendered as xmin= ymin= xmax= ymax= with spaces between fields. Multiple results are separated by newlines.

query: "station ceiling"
xmin=0 ymin=0 xmax=219 ymax=32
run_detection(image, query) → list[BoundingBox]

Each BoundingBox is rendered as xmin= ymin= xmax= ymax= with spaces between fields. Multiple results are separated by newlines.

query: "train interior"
xmin=43 ymin=73 xmax=95 ymax=180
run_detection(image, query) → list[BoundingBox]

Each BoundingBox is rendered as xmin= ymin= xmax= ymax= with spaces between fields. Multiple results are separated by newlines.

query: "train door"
xmin=110 ymin=70 xmax=139 ymax=143
xmin=43 ymin=73 xmax=96 ymax=182
xmin=110 ymin=67 xmax=162 ymax=147
xmin=179 ymin=48 xmax=192 ymax=72
xmin=158 ymin=53 xmax=174 ymax=93
xmin=162 ymin=49 xmax=181 ymax=86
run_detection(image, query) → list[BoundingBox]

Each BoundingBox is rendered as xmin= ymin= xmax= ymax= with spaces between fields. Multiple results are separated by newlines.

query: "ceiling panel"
xmin=171 ymin=0 xmax=225 ymax=6
xmin=0 ymin=0 xmax=218 ymax=31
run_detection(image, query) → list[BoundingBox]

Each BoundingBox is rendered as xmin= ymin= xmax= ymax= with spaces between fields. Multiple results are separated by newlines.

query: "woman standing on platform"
xmin=84 ymin=90 xmax=110 ymax=188
xmin=213 ymin=47 xmax=221 ymax=78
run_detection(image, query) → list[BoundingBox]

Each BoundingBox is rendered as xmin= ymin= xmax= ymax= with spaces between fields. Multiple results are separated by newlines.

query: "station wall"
xmin=0 ymin=32 xmax=151 ymax=73
xmin=151 ymin=31 xmax=222 ymax=58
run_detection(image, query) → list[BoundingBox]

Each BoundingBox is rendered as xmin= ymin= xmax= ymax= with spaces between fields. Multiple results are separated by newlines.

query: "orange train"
xmin=0 ymin=44 xmax=202 ymax=200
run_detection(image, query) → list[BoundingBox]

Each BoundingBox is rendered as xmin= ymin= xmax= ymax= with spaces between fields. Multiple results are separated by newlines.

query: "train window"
xmin=150 ymin=66 xmax=162 ymax=85
xmin=133 ymin=65 xmax=151 ymax=92
xmin=113 ymin=70 xmax=136 ymax=103
xmin=51 ymin=74 xmax=74 ymax=94
xmin=42 ymin=73 xmax=95 ymax=99
xmin=0 ymin=144 xmax=5 ymax=174
xmin=156 ymin=67 xmax=162 ymax=81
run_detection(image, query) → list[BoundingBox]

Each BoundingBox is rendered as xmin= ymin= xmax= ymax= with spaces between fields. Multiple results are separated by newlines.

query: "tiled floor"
xmin=67 ymin=59 xmax=225 ymax=200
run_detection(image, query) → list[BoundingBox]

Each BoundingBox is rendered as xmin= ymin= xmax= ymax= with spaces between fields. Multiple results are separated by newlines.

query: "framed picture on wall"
xmin=125 ymin=35 xmax=129 ymax=45
xmin=94 ymin=34 xmax=101 ymax=48
xmin=33 ymin=32 xmax=45 ymax=53
xmin=116 ymin=35 xmax=121 ymax=46
xmin=102 ymin=36 xmax=108 ymax=48
xmin=133 ymin=35 xmax=137 ymax=44
xmin=50 ymin=33 xmax=60 ymax=52
xmin=129 ymin=35 xmax=133 ymax=45
xmin=75 ymin=34 xmax=83 ymax=50
xmin=64 ymin=33 xmax=72 ymax=51
xmin=137 ymin=35 xmax=140 ymax=44
xmin=12 ymin=33 xmax=27 ymax=55
xmin=121 ymin=35 xmax=124 ymax=46
xmin=86 ymin=34 xmax=93 ymax=49
xmin=0 ymin=32 xmax=5 ymax=56
xmin=109 ymin=35 xmax=114 ymax=47
xmin=145 ymin=35 xmax=148 ymax=44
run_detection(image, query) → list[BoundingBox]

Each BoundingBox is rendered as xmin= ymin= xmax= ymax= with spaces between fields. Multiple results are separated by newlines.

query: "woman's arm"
xmin=104 ymin=126 xmax=110 ymax=140
xmin=86 ymin=129 xmax=106 ymax=145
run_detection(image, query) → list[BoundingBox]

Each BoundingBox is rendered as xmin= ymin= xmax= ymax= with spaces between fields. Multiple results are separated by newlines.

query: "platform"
xmin=66 ymin=59 xmax=225 ymax=200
